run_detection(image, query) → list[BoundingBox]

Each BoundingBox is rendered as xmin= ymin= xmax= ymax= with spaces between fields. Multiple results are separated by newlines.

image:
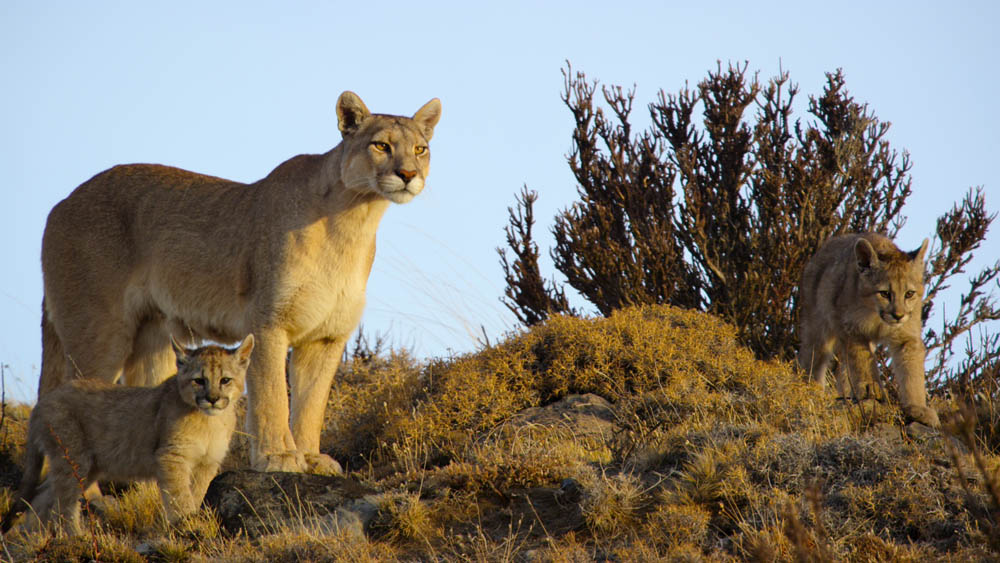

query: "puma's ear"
xmin=412 ymin=98 xmax=442 ymax=140
xmin=170 ymin=336 xmax=189 ymax=366
xmin=854 ymin=238 xmax=879 ymax=272
xmin=235 ymin=334 xmax=255 ymax=367
xmin=909 ymin=238 xmax=930 ymax=263
xmin=337 ymin=91 xmax=371 ymax=137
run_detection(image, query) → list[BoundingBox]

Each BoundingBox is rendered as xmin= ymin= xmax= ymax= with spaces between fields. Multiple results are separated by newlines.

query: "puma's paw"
xmin=254 ymin=450 xmax=308 ymax=473
xmin=304 ymin=452 xmax=344 ymax=476
xmin=903 ymin=404 xmax=941 ymax=429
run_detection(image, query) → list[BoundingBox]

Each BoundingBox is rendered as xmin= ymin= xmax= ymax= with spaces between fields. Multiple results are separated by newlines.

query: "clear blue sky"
xmin=2 ymin=1 xmax=997 ymax=402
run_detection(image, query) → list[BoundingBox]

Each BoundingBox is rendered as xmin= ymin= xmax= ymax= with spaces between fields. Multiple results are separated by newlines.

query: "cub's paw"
xmin=304 ymin=453 xmax=344 ymax=476
xmin=903 ymin=405 xmax=941 ymax=429
xmin=254 ymin=451 xmax=308 ymax=473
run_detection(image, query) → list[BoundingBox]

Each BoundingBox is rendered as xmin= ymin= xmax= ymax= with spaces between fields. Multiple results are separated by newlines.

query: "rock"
xmin=510 ymin=393 xmax=617 ymax=441
xmin=203 ymin=470 xmax=378 ymax=538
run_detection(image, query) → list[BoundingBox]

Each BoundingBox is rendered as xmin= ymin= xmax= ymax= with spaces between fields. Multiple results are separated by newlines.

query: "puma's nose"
xmin=396 ymin=169 xmax=417 ymax=182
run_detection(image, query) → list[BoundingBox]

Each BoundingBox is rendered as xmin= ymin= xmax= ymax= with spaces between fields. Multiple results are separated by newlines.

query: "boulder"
xmin=203 ymin=470 xmax=378 ymax=538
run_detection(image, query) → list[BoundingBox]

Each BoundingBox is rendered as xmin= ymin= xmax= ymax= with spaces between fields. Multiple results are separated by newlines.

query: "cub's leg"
xmin=49 ymin=479 xmax=85 ymax=536
xmin=156 ymin=450 xmax=198 ymax=521
xmin=45 ymin=449 xmax=92 ymax=536
xmin=123 ymin=319 xmax=176 ymax=387
xmin=188 ymin=461 xmax=221 ymax=510
xmin=889 ymin=339 xmax=940 ymax=428
xmin=289 ymin=337 xmax=347 ymax=475
xmin=798 ymin=329 xmax=835 ymax=388
xmin=836 ymin=338 xmax=879 ymax=401
xmin=245 ymin=329 xmax=305 ymax=472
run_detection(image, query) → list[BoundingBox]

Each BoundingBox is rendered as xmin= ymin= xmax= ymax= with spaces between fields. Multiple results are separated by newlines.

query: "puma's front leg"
xmin=245 ymin=329 xmax=306 ymax=472
xmin=289 ymin=337 xmax=347 ymax=475
xmin=890 ymin=339 xmax=939 ymax=428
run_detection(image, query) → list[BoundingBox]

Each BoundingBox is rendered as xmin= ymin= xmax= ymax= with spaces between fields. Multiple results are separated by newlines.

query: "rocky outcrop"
xmin=203 ymin=470 xmax=378 ymax=538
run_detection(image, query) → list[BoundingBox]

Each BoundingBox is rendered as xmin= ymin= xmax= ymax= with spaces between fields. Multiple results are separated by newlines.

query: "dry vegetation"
xmin=2 ymin=305 xmax=998 ymax=561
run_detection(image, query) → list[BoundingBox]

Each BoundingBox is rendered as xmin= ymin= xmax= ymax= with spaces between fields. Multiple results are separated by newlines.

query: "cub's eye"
xmin=878 ymin=291 xmax=891 ymax=299
xmin=414 ymin=145 xmax=427 ymax=156
xmin=905 ymin=290 xmax=916 ymax=299
xmin=220 ymin=377 xmax=232 ymax=385
xmin=193 ymin=378 xmax=207 ymax=386
xmin=371 ymin=141 xmax=390 ymax=153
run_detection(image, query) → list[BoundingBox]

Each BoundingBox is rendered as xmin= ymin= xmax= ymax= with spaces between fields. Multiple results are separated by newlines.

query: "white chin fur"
xmin=377 ymin=176 xmax=423 ymax=204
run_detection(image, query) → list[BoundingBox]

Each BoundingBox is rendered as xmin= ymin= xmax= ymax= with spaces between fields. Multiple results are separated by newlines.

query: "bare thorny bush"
xmin=499 ymin=61 xmax=1000 ymax=443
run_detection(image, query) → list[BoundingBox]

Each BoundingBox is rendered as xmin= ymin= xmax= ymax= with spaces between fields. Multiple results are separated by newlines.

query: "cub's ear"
xmin=854 ymin=238 xmax=879 ymax=272
xmin=337 ymin=91 xmax=371 ymax=137
xmin=235 ymin=334 xmax=255 ymax=367
xmin=412 ymin=98 xmax=442 ymax=140
xmin=909 ymin=238 xmax=930 ymax=263
xmin=170 ymin=336 xmax=189 ymax=366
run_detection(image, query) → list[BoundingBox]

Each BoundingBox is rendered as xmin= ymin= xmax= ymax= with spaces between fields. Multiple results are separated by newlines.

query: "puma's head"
xmin=855 ymin=237 xmax=929 ymax=326
xmin=172 ymin=334 xmax=254 ymax=415
xmin=336 ymin=91 xmax=442 ymax=204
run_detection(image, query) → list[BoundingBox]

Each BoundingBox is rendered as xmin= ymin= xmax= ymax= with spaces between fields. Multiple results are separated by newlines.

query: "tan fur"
xmin=2 ymin=337 xmax=254 ymax=535
xmin=797 ymin=233 xmax=939 ymax=427
xmin=38 ymin=92 xmax=441 ymax=473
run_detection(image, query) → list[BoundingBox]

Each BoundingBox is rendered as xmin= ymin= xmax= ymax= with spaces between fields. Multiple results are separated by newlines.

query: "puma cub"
xmin=797 ymin=233 xmax=939 ymax=427
xmin=1 ymin=336 xmax=254 ymax=535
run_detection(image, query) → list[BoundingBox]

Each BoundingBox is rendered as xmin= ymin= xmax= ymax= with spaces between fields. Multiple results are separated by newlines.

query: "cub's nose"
xmin=891 ymin=311 xmax=905 ymax=321
xmin=396 ymin=169 xmax=417 ymax=182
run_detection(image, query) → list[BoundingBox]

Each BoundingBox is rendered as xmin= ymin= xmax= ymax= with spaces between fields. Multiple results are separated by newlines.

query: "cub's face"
xmin=856 ymin=239 xmax=927 ymax=327
xmin=173 ymin=335 xmax=254 ymax=416
xmin=336 ymin=92 xmax=441 ymax=204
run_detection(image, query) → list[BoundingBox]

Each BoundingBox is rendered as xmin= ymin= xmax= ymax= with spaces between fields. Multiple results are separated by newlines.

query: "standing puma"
xmin=2 ymin=336 xmax=254 ymax=535
xmin=797 ymin=233 xmax=939 ymax=427
xmin=39 ymin=92 xmax=441 ymax=473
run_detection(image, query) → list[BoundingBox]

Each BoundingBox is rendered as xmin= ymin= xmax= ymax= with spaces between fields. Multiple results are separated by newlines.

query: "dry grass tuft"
xmin=580 ymin=472 xmax=646 ymax=539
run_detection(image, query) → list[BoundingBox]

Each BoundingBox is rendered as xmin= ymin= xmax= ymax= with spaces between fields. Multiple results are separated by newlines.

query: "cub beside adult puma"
xmin=797 ymin=233 xmax=939 ymax=427
xmin=39 ymin=92 xmax=441 ymax=473
xmin=2 ymin=336 xmax=254 ymax=535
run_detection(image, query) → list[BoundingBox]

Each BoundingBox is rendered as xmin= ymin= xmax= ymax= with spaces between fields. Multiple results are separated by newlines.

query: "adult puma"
xmin=2 ymin=337 xmax=253 ymax=535
xmin=39 ymin=92 xmax=441 ymax=473
xmin=797 ymin=233 xmax=939 ymax=428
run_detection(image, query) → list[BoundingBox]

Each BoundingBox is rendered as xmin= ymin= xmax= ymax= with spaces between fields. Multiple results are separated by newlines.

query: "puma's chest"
xmin=276 ymin=236 xmax=376 ymax=343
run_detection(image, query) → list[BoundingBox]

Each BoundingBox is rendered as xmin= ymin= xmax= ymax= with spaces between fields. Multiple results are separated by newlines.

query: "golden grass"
xmin=0 ymin=304 xmax=996 ymax=560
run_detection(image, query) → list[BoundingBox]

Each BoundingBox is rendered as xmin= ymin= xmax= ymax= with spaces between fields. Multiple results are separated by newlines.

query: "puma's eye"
xmin=905 ymin=290 xmax=916 ymax=299
xmin=414 ymin=145 xmax=427 ymax=156
xmin=878 ymin=291 xmax=891 ymax=299
xmin=220 ymin=377 xmax=232 ymax=385
xmin=193 ymin=378 xmax=207 ymax=386
xmin=371 ymin=141 xmax=390 ymax=153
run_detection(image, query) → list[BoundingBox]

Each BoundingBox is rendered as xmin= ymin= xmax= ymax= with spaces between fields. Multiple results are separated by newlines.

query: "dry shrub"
xmin=257 ymin=529 xmax=396 ymax=563
xmin=580 ymin=472 xmax=647 ymax=539
xmin=370 ymin=492 xmax=437 ymax=545
xmin=366 ymin=304 xmax=841 ymax=472
xmin=5 ymin=530 xmax=144 ymax=563
xmin=435 ymin=425 xmax=598 ymax=495
xmin=643 ymin=501 xmax=711 ymax=547
xmin=324 ymin=350 xmax=423 ymax=470
xmin=101 ymin=481 xmax=162 ymax=534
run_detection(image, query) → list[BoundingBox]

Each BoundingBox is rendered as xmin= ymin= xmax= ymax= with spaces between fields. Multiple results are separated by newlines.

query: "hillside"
xmin=1 ymin=305 xmax=997 ymax=561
